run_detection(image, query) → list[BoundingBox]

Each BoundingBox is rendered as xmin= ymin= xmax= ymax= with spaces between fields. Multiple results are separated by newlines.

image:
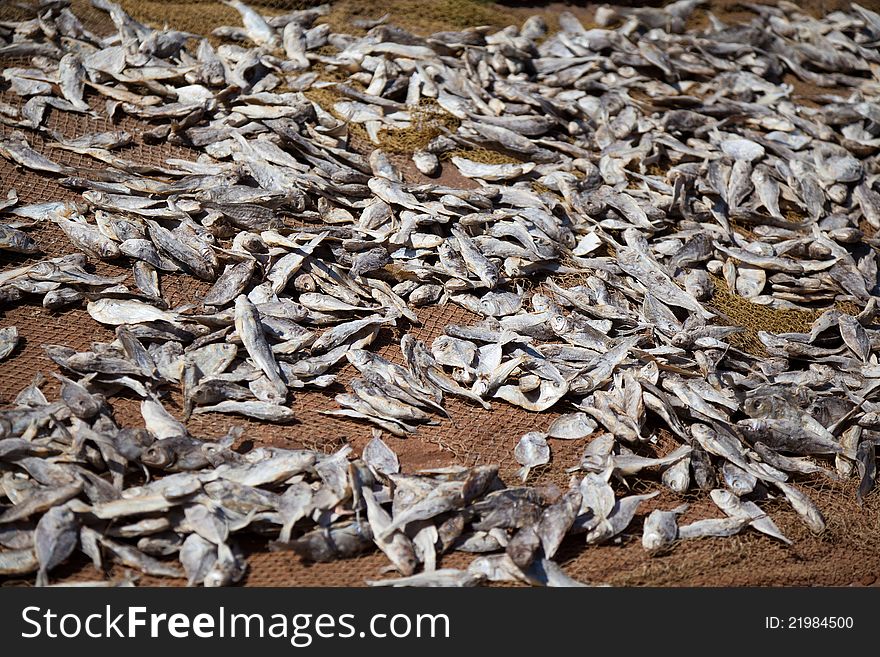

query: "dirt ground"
xmin=1 ymin=0 xmax=880 ymax=587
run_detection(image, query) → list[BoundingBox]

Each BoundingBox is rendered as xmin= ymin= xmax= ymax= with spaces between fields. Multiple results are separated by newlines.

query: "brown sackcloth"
xmin=1 ymin=0 xmax=879 ymax=587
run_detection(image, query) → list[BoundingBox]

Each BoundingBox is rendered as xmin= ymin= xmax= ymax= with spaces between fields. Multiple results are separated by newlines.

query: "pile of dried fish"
xmin=2 ymin=0 xmax=880 ymax=585
xmin=0 ymin=372 xmax=655 ymax=587
xmin=0 ymin=370 xmax=835 ymax=586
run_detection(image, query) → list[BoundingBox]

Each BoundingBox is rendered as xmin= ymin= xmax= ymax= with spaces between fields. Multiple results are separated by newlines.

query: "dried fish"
xmin=642 ymin=504 xmax=688 ymax=553
xmin=514 ymin=432 xmax=550 ymax=482
xmin=0 ymin=327 xmax=19 ymax=361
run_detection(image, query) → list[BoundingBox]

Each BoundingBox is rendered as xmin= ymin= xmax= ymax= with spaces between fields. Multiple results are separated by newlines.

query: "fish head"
xmin=689 ymin=423 xmax=713 ymax=442
xmin=557 ymin=227 xmax=577 ymax=250
xmin=141 ymin=442 xmax=175 ymax=469
xmin=114 ymin=428 xmax=154 ymax=460
xmin=203 ymin=566 xmax=230 ymax=587
xmin=743 ymin=395 xmax=780 ymax=418
xmin=345 ymin=349 xmax=370 ymax=368
xmin=549 ymin=314 xmax=571 ymax=336
xmin=709 ymin=488 xmax=736 ymax=507
xmin=642 ymin=529 xmax=666 ymax=552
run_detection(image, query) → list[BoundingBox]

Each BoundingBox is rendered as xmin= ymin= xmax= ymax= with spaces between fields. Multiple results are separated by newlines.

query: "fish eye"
xmin=143 ymin=446 xmax=166 ymax=462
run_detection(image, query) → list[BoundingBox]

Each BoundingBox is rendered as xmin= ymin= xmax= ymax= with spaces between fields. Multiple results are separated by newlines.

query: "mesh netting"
xmin=2 ymin=0 xmax=880 ymax=588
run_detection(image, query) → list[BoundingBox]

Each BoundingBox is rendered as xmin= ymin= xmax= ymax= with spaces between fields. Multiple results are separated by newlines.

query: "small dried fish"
xmin=514 ymin=432 xmax=550 ymax=481
xmin=0 ymin=326 xmax=19 ymax=361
